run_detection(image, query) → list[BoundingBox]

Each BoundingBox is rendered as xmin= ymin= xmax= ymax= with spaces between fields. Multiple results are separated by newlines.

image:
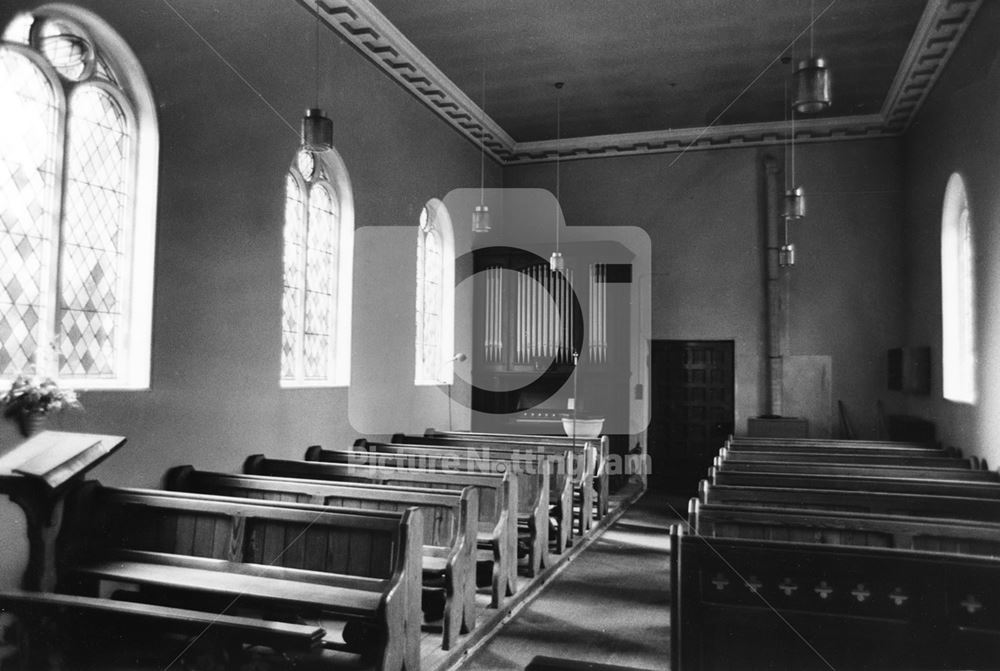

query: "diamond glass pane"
xmin=416 ymin=227 xmax=443 ymax=383
xmin=0 ymin=48 xmax=57 ymax=377
xmin=93 ymin=57 xmax=118 ymax=85
xmin=3 ymin=14 xmax=34 ymax=44
xmin=282 ymin=174 xmax=305 ymax=380
xmin=39 ymin=20 xmax=92 ymax=81
xmin=297 ymin=150 xmax=314 ymax=180
xmin=303 ymin=184 xmax=338 ymax=380
xmin=59 ymin=85 xmax=129 ymax=378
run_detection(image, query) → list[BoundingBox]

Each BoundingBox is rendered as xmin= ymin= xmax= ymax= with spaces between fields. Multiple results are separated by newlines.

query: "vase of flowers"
xmin=1 ymin=375 xmax=83 ymax=437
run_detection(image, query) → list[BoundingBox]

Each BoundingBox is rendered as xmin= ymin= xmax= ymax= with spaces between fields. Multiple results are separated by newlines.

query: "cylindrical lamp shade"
xmin=793 ymin=58 xmax=832 ymax=114
xmin=779 ymin=243 xmax=796 ymax=267
xmin=301 ymin=108 xmax=333 ymax=151
xmin=549 ymin=251 xmax=565 ymax=273
xmin=472 ymin=205 xmax=492 ymax=233
xmin=782 ymin=186 xmax=806 ymax=219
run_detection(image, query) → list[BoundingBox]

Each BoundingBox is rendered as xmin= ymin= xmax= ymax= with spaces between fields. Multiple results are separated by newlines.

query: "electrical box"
xmin=887 ymin=347 xmax=930 ymax=394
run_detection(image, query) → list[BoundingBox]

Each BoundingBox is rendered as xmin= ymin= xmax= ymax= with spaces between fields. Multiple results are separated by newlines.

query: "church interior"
xmin=1 ymin=0 xmax=999 ymax=669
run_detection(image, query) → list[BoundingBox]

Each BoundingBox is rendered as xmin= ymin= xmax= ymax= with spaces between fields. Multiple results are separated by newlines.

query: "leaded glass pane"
xmin=0 ymin=48 xmax=57 ymax=377
xmin=297 ymin=150 xmax=314 ymax=181
xmin=416 ymin=225 xmax=443 ymax=383
xmin=282 ymin=174 xmax=305 ymax=380
xmin=59 ymin=85 xmax=128 ymax=378
xmin=39 ymin=20 xmax=93 ymax=82
xmin=93 ymin=57 xmax=118 ymax=85
xmin=3 ymin=13 xmax=34 ymax=44
xmin=303 ymin=184 xmax=338 ymax=380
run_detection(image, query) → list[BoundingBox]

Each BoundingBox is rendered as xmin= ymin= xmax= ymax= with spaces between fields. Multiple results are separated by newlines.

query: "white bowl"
xmin=562 ymin=417 xmax=604 ymax=439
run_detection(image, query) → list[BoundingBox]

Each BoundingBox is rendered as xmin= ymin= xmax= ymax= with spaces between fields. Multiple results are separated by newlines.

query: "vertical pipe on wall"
xmin=764 ymin=156 xmax=784 ymax=416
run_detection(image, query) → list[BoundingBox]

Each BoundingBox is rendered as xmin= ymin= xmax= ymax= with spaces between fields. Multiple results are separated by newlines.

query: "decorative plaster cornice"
xmin=880 ymin=0 xmax=982 ymax=132
xmin=311 ymin=0 xmax=981 ymax=165
xmin=310 ymin=0 xmax=516 ymax=163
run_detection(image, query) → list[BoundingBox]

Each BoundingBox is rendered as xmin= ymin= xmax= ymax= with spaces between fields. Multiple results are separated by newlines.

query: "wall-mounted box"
xmin=887 ymin=347 xmax=930 ymax=394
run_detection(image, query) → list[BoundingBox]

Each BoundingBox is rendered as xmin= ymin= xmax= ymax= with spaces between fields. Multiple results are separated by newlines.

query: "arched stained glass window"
xmin=0 ymin=8 xmax=157 ymax=388
xmin=415 ymin=199 xmax=455 ymax=385
xmin=282 ymin=148 xmax=353 ymax=386
xmin=941 ymin=172 xmax=976 ymax=404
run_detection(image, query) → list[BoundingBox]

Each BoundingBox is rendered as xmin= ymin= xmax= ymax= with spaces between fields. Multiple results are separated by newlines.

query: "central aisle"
xmin=455 ymin=492 xmax=681 ymax=671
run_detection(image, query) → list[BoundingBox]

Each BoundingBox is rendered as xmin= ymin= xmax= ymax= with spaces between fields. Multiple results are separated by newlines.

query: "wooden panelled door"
xmin=648 ymin=340 xmax=734 ymax=494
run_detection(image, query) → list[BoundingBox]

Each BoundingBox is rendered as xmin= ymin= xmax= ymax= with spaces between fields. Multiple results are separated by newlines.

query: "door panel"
xmin=649 ymin=340 xmax=734 ymax=494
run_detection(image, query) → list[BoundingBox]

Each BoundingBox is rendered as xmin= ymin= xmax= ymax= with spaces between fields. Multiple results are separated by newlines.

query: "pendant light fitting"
xmin=550 ymin=82 xmax=565 ymax=273
xmin=473 ymin=64 xmax=491 ymax=233
xmin=792 ymin=0 xmax=831 ymax=115
xmin=301 ymin=9 xmax=332 ymax=152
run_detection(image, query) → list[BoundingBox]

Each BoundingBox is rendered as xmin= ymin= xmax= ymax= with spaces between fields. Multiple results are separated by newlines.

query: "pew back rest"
xmin=710 ymin=468 xmax=1000 ymax=498
xmin=719 ymin=449 xmax=968 ymax=468
xmin=252 ymin=454 xmax=510 ymax=530
xmin=699 ymin=481 xmax=1000 ymax=521
xmin=690 ymin=498 xmax=1000 ymax=557
xmin=419 ymin=431 xmax=602 ymax=480
xmin=166 ymin=467 xmax=470 ymax=549
xmin=670 ymin=525 xmax=1000 ymax=671
xmin=62 ymin=482 xmax=407 ymax=581
xmin=318 ymin=444 xmax=548 ymax=512
xmin=715 ymin=457 xmax=997 ymax=481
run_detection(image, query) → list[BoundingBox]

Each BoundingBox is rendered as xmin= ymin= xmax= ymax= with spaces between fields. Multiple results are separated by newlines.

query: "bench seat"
xmin=0 ymin=589 xmax=325 ymax=648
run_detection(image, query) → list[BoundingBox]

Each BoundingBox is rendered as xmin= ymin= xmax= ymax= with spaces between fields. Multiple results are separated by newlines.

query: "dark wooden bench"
xmin=57 ymin=482 xmax=423 ymax=671
xmin=384 ymin=435 xmax=576 ymax=554
xmin=312 ymin=442 xmax=558 ymax=577
xmin=164 ymin=465 xmax=476 ymax=650
xmin=709 ymin=467 xmax=1000 ymax=498
xmin=0 ymin=589 xmax=325 ymax=669
xmin=245 ymin=455 xmax=517 ymax=609
xmin=719 ymin=446 xmax=972 ymax=468
xmin=698 ymin=480 xmax=1000 ymax=521
xmin=689 ymin=497 xmax=1000 ymax=557
xmin=424 ymin=428 xmax=610 ymax=523
xmin=727 ymin=435 xmax=940 ymax=451
xmin=713 ymin=455 xmax=996 ymax=481
xmin=724 ymin=440 xmax=949 ymax=457
xmin=670 ymin=525 xmax=1000 ymax=670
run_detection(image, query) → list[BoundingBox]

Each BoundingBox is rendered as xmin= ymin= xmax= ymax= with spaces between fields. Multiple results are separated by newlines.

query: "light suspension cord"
xmin=480 ymin=67 xmax=486 ymax=205
xmin=810 ymin=0 xmax=815 ymax=58
xmin=555 ymin=82 xmax=563 ymax=254
xmin=315 ymin=8 xmax=320 ymax=107
xmin=784 ymin=77 xmax=789 ymax=192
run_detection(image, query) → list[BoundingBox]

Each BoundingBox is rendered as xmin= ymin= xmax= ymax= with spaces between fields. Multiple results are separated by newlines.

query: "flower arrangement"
xmin=1 ymin=374 xmax=83 ymax=419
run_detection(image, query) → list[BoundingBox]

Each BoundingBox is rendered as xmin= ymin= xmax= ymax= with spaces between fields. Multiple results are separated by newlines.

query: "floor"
xmin=449 ymin=490 xmax=685 ymax=671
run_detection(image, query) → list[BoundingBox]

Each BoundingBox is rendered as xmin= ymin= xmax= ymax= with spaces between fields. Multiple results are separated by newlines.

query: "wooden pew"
xmin=385 ymin=434 xmax=575 ymax=553
xmin=713 ymin=455 xmax=996 ymax=481
xmin=709 ymin=467 xmax=1000 ymax=499
xmin=424 ymin=428 xmax=610 ymax=523
xmin=0 ymin=589 xmax=325 ymax=669
xmin=719 ymin=447 xmax=972 ymax=468
xmin=308 ymin=442 xmax=558 ymax=577
xmin=727 ymin=435 xmax=939 ymax=450
xmin=57 ymin=481 xmax=423 ymax=671
xmin=698 ymin=480 xmax=1000 ymax=521
xmin=244 ymin=455 xmax=517 ymax=608
xmin=164 ymin=466 xmax=476 ymax=650
xmin=409 ymin=430 xmax=599 ymax=533
xmin=670 ymin=525 xmax=1000 ymax=670
xmin=725 ymin=439 xmax=948 ymax=457
xmin=689 ymin=497 xmax=1000 ymax=557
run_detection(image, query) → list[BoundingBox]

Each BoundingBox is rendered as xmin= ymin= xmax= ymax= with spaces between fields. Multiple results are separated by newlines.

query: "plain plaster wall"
xmin=0 ymin=0 xmax=497 ymax=586
xmin=504 ymin=138 xmax=906 ymax=439
xmin=901 ymin=1 xmax=1000 ymax=466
